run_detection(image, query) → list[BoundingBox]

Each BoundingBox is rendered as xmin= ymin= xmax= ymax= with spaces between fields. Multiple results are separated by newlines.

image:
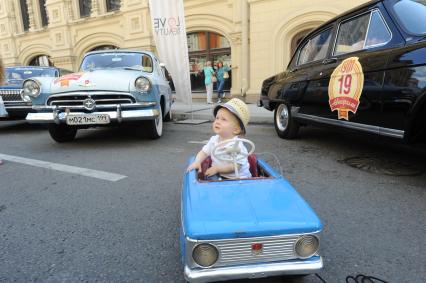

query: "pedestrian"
xmin=0 ymin=57 xmax=4 ymax=166
xmin=186 ymin=98 xmax=251 ymax=180
xmin=203 ymin=61 xmax=215 ymax=104
xmin=214 ymin=61 xmax=232 ymax=103
xmin=0 ymin=58 xmax=4 ymax=85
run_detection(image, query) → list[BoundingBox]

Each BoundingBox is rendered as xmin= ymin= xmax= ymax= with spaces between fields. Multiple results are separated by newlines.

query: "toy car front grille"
xmin=214 ymin=235 xmax=299 ymax=266
xmin=47 ymin=92 xmax=136 ymax=107
xmin=0 ymin=89 xmax=22 ymax=102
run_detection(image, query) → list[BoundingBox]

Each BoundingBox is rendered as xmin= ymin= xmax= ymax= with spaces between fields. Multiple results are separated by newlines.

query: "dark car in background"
xmin=259 ymin=0 xmax=426 ymax=144
xmin=0 ymin=66 xmax=71 ymax=118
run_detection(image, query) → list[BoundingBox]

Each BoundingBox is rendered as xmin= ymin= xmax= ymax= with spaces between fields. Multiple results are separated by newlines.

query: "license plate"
xmin=66 ymin=114 xmax=110 ymax=125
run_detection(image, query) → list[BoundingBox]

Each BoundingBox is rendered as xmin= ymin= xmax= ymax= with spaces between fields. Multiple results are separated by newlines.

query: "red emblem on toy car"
xmin=251 ymin=243 xmax=263 ymax=255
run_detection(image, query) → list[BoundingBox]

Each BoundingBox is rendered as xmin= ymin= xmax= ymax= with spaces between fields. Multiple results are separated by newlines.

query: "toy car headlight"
xmin=135 ymin=77 xmax=151 ymax=92
xmin=192 ymin=243 xmax=218 ymax=267
xmin=22 ymin=80 xmax=41 ymax=98
xmin=295 ymin=235 xmax=319 ymax=258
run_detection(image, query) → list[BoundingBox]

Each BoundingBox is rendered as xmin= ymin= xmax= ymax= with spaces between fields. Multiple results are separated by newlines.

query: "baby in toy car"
xmin=187 ymin=98 xmax=252 ymax=180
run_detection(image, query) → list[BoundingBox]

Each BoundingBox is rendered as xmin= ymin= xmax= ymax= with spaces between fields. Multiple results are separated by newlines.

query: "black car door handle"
xmin=322 ymin=58 xmax=337 ymax=64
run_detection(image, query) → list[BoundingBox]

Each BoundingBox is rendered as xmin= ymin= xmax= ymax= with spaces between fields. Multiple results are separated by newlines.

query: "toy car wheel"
xmin=48 ymin=124 xmax=77 ymax=143
xmin=146 ymin=107 xmax=163 ymax=139
xmin=274 ymin=103 xmax=299 ymax=139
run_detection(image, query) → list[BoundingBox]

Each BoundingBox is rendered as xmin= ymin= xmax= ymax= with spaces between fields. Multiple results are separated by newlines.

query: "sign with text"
xmin=149 ymin=0 xmax=192 ymax=104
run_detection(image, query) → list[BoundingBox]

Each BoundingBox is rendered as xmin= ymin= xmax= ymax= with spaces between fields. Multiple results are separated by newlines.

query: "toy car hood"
xmin=182 ymin=174 xmax=322 ymax=240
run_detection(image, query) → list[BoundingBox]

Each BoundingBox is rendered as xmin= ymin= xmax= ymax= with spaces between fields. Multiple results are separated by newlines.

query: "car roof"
xmin=304 ymin=0 xmax=383 ymax=37
xmin=5 ymin=66 xmax=58 ymax=69
xmin=84 ymin=49 xmax=156 ymax=57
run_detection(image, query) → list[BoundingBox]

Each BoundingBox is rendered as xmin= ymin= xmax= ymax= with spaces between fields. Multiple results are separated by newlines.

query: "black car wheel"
xmin=274 ymin=103 xmax=299 ymax=139
xmin=48 ymin=124 xmax=77 ymax=143
xmin=146 ymin=107 xmax=163 ymax=139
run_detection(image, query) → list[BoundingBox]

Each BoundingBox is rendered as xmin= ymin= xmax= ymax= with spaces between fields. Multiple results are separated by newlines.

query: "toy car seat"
xmin=198 ymin=154 xmax=258 ymax=180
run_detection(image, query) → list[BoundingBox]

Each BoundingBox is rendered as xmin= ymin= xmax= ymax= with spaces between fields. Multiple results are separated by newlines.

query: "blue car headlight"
xmin=135 ymin=77 xmax=151 ymax=92
xmin=22 ymin=80 xmax=41 ymax=98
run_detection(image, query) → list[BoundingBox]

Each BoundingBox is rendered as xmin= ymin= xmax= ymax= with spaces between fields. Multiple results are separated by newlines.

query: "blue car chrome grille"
xmin=0 ymin=89 xmax=22 ymax=102
xmin=213 ymin=235 xmax=299 ymax=266
xmin=47 ymin=92 xmax=136 ymax=107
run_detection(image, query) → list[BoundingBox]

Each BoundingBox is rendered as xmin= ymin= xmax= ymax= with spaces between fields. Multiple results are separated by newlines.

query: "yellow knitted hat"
xmin=214 ymin=98 xmax=250 ymax=134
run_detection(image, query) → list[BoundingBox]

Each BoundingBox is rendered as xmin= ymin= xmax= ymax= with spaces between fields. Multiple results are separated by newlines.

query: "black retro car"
xmin=0 ymin=66 xmax=71 ymax=118
xmin=259 ymin=0 xmax=426 ymax=143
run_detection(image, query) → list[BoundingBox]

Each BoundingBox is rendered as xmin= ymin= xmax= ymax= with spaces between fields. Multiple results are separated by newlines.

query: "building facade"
xmin=0 ymin=0 xmax=368 ymax=102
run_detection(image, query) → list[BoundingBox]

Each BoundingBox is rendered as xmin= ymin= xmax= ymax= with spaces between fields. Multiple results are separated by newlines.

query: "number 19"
xmin=338 ymin=74 xmax=352 ymax=94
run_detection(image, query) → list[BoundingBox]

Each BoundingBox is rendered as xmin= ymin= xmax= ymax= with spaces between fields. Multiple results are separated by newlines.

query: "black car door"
xmin=299 ymin=4 xmax=397 ymax=128
xmin=295 ymin=25 xmax=335 ymax=117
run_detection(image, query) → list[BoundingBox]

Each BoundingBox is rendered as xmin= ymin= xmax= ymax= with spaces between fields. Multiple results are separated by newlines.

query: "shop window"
xmin=106 ymin=0 xmax=121 ymax=12
xmin=187 ymin=31 xmax=232 ymax=92
xmin=20 ymin=0 xmax=30 ymax=31
xmin=79 ymin=0 xmax=92 ymax=18
xmin=39 ymin=0 xmax=48 ymax=27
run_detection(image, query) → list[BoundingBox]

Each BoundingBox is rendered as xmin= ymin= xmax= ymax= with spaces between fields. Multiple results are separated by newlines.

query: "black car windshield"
xmin=5 ymin=67 xmax=57 ymax=80
xmin=80 ymin=52 xmax=153 ymax=72
xmin=392 ymin=0 xmax=426 ymax=35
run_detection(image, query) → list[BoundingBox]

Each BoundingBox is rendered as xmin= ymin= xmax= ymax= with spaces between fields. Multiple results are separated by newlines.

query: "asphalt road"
xmin=0 ymin=120 xmax=425 ymax=283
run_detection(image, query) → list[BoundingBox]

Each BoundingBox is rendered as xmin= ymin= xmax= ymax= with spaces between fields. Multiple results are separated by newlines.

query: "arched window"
xmin=106 ymin=0 xmax=121 ymax=12
xmin=187 ymin=31 xmax=231 ymax=92
xmin=19 ymin=0 xmax=30 ymax=31
xmin=89 ymin=45 xmax=119 ymax=52
xmin=29 ymin=55 xmax=54 ymax=67
xmin=79 ymin=0 xmax=91 ymax=18
xmin=39 ymin=0 xmax=48 ymax=27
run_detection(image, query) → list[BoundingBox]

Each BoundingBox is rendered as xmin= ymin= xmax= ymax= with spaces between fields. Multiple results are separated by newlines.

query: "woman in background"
xmin=215 ymin=61 xmax=232 ymax=103
xmin=0 ymin=57 xmax=4 ymax=165
xmin=203 ymin=61 xmax=215 ymax=104
xmin=0 ymin=58 xmax=4 ymax=85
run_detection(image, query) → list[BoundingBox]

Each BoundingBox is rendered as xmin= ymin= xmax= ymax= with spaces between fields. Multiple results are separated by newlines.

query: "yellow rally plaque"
xmin=328 ymin=57 xmax=364 ymax=120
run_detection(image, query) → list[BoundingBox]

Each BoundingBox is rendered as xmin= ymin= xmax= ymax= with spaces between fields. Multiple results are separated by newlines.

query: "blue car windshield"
xmin=5 ymin=67 xmax=57 ymax=80
xmin=393 ymin=0 xmax=426 ymax=35
xmin=80 ymin=53 xmax=153 ymax=72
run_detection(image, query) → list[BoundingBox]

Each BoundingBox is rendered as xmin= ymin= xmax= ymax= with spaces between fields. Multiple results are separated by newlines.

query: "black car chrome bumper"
xmin=184 ymin=256 xmax=323 ymax=283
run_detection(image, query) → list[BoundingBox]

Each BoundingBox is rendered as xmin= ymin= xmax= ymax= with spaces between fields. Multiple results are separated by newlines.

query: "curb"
xmin=172 ymin=111 xmax=273 ymax=125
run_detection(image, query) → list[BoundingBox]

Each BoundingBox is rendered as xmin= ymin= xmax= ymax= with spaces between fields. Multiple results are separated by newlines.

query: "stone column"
xmin=27 ymin=0 xmax=36 ymax=31
xmin=91 ymin=0 xmax=100 ymax=16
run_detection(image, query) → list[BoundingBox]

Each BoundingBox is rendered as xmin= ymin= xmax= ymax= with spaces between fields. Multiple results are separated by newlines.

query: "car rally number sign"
xmin=328 ymin=57 xmax=364 ymax=120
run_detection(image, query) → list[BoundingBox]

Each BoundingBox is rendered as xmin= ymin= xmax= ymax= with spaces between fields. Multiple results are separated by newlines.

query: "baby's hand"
xmin=205 ymin=166 xmax=219 ymax=177
xmin=187 ymin=161 xmax=201 ymax=172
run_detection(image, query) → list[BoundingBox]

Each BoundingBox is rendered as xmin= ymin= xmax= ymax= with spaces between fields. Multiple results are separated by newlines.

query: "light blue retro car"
xmin=24 ymin=50 xmax=172 ymax=142
xmin=181 ymin=139 xmax=323 ymax=283
xmin=0 ymin=66 xmax=71 ymax=119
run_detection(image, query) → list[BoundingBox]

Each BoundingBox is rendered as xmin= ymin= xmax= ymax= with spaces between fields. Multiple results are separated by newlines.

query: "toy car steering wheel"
xmin=212 ymin=138 xmax=255 ymax=179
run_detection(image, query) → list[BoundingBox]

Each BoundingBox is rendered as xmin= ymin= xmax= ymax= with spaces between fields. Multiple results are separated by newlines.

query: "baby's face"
xmin=213 ymin=108 xmax=241 ymax=139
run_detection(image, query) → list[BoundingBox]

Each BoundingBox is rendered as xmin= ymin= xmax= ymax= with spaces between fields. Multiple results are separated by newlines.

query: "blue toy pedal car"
xmin=180 ymin=139 xmax=323 ymax=282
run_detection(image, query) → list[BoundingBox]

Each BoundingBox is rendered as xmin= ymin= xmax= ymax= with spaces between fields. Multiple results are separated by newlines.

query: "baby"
xmin=187 ymin=98 xmax=251 ymax=179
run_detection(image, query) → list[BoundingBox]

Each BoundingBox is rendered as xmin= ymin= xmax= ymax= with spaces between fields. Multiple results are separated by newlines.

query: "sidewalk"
xmin=171 ymin=99 xmax=274 ymax=125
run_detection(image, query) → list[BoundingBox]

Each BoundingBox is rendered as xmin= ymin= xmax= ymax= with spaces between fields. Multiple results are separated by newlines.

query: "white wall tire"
xmin=274 ymin=103 xmax=299 ymax=139
xmin=146 ymin=107 xmax=163 ymax=139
